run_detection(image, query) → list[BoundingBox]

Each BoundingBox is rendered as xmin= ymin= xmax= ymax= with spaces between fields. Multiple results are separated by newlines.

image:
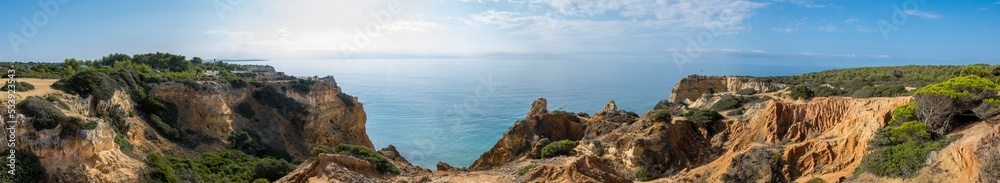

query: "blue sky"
xmin=0 ymin=0 xmax=997 ymax=64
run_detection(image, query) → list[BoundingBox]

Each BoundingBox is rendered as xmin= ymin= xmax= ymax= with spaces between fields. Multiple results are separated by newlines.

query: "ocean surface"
xmin=242 ymin=58 xmax=848 ymax=169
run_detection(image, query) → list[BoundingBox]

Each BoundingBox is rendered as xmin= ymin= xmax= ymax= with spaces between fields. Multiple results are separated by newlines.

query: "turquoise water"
xmin=245 ymin=58 xmax=841 ymax=169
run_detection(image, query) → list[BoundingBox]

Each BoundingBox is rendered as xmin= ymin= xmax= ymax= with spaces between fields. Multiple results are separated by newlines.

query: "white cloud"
xmin=772 ymin=0 xmax=829 ymax=8
xmin=772 ymin=28 xmax=794 ymax=33
xmin=854 ymin=26 xmax=875 ymax=32
xmin=818 ymin=24 xmax=838 ymax=32
xmin=844 ymin=18 xmax=858 ymax=23
xmin=465 ymin=0 xmax=767 ymax=36
xmin=903 ymin=10 xmax=943 ymax=19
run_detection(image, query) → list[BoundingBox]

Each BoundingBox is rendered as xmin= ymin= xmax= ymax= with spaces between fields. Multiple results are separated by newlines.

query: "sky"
xmin=0 ymin=0 xmax=998 ymax=65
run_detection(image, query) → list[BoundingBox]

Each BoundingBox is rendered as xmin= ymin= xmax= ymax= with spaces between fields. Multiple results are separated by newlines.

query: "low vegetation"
xmin=312 ymin=144 xmax=400 ymax=175
xmin=517 ymin=164 xmax=537 ymax=176
xmin=228 ymin=130 xmax=292 ymax=161
xmin=710 ymin=95 xmax=766 ymax=111
xmin=2 ymin=81 xmax=34 ymax=92
xmin=862 ymin=103 xmax=953 ymax=178
xmin=0 ymin=150 xmax=45 ymax=182
xmin=981 ymin=151 xmax=1000 ymax=182
xmin=235 ymin=101 xmax=256 ymax=119
xmin=649 ymin=110 xmax=672 ymax=121
xmin=541 ymin=140 xmax=576 ymax=158
xmin=143 ymin=150 xmax=295 ymax=183
xmin=684 ymin=109 xmax=724 ymax=126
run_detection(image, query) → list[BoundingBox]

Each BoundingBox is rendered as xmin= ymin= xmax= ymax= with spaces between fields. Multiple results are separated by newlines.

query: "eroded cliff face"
xmin=668 ymin=75 xmax=785 ymax=103
xmin=16 ymin=121 xmax=144 ymax=182
xmin=150 ymin=80 xmax=372 ymax=156
xmin=675 ymin=97 xmax=912 ymax=182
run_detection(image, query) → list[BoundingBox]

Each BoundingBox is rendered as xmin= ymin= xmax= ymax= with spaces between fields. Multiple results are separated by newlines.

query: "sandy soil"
xmin=10 ymin=78 xmax=61 ymax=101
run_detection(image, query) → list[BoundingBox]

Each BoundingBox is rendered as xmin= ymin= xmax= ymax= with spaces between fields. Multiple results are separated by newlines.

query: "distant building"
xmin=204 ymin=70 xmax=220 ymax=76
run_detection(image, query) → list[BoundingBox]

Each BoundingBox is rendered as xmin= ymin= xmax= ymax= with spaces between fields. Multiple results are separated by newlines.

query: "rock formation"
xmin=668 ymin=75 xmax=785 ymax=103
xmin=469 ymin=98 xmax=587 ymax=170
xmin=520 ymin=156 xmax=630 ymax=183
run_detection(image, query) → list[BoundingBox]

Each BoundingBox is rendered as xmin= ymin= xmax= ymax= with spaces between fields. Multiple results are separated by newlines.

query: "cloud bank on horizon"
xmin=0 ymin=0 xmax=997 ymax=63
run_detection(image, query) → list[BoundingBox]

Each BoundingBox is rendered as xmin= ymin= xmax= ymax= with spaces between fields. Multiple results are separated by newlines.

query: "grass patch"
xmin=517 ymin=164 xmax=537 ymax=176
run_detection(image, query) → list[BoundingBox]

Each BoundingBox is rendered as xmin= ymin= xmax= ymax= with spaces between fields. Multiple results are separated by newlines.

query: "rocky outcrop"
xmin=378 ymin=145 xmax=431 ymax=176
xmin=668 ymin=75 xmax=785 ymax=103
xmin=521 ymin=156 xmax=630 ymax=183
xmin=470 ymin=98 xmax=587 ymax=170
xmin=580 ymin=116 xmax=721 ymax=179
xmin=276 ymin=153 xmax=382 ymax=183
xmin=14 ymin=118 xmax=143 ymax=182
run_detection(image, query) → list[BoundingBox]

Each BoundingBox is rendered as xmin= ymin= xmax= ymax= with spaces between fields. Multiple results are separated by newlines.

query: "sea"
xmin=238 ymin=58 xmax=887 ymax=169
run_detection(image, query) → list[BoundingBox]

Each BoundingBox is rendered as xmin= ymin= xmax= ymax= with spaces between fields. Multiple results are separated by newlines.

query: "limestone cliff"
xmin=668 ymin=75 xmax=785 ymax=103
xmin=150 ymin=79 xmax=372 ymax=156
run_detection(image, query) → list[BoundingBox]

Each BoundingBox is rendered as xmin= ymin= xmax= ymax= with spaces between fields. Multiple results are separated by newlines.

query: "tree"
xmin=789 ymin=85 xmax=814 ymax=100
xmin=100 ymin=53 xmax=132 ymax=66
xmin=892 ymin=69 xmax=903 ymax=78
xmin=191 ymin=57 xmax=204 ymax=65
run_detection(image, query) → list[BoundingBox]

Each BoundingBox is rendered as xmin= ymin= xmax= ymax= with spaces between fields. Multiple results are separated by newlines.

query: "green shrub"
xmin=144 ymin=150 xmax=286 ymax=183
xmin=914 ymin=75 xmax=999 ymax=99
xmin=230 ymin=78 xmax=249 ymax=89
xmin=870 ymin=121 xmax=931 ymax=146
xmin=728 ymin=107 xmax=746 ymax=116
xmin=806 ymin=177 xmax=827 ymax=183
xmin=0 ymin=150 xmax=46 ymax=182
xmin=2 ymin=81 xmax=35 ymax=92
xmin=649 ymin=110 xmax=672 ymax=121
xmin=517 ymin=164 xmax=537 ymax=176
xmin=337 ymin=93 xmax=356 ymax=108
xmin=253 ymin=158 xmax=295 ymax=181
xmin=789 ymin=85 xmax=814 ymax=100
xmin=235 ymin=101 xmax=256 ymax=119
xmin=331 ymin=144 xmax=400 ymax=175
xmin=636 ymin=169 xmax=652 ymax=181
xmin=684 ymin=109 xmax=724 ymax=127
xmin=149 ymin=114 xmax=181 ymax=140
xmin=17 ymin=96 xmax=66 ymax=130
xmin=959 ymin=65 xmax=992 ymax=78
xmin=53 ymin=70 xmax=120 ymax=100
xmin=890 ymin=102 xmax=916 ymax=124
xmin=861 ymin=138 xmax=950 ymax=177
xmin=736 ymin=88 xmax=757 ymax=95
xmin=115 ymin=134 xmax=134 ymax=156
xmin=851 ymin=85 xmax=907 ymax=98
xmin=253 ymin=86 xmax=309 ymax=124
xmin=814 ymin=86 xmax=848 ymax=97
xmin=229 ymin=130 xmax=292 ymax=161
xmin=711 ymin=95 xmax=762 ymax=111
xmin=541 ymin=140 xmax=576 ymax=158
xmin=45 ymin=94 xmax=71 ymax=109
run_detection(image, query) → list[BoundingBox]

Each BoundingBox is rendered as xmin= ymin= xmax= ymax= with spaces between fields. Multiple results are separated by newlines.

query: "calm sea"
xmin=243 ymin=58 xmax=844 ymax=169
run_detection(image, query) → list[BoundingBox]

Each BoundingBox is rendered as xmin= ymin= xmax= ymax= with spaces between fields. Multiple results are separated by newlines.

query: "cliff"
xmin=668 ymin=75 xmax=785 ymax=103
xmin=9 ymin=77 xmax=373 ymax=182
xmin=151 ymin=79 xmax=372 ymax=156
xmin=675 ymin=97 xmax=912 ymax=182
